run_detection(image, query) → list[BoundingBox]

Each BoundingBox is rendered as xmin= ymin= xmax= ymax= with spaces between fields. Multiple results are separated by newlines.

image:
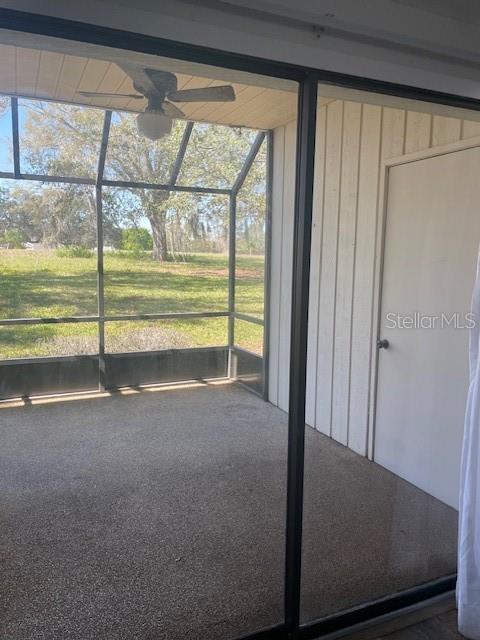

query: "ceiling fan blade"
xmin=77 ymin=91 xmax=143 ymax=99
xmin=162 ymin=101 xmax=185 ymax=118
xmin=167 ymin=85 xmax=235 ymax=103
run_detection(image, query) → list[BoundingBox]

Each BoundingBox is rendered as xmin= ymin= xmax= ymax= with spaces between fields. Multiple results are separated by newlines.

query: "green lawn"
xmin=0 ymin=250 xmax=264 ymax=359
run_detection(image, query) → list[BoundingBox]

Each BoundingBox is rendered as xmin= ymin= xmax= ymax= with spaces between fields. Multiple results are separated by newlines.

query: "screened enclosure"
xmin=0 ymin=95 xmax=270 ymax=399
xmin=2 ymin=16 xmax=478 ymax=640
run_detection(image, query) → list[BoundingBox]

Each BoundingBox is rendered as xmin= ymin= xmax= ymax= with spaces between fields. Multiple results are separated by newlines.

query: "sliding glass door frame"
xmin=1 ymin=8 xmax=477 ymax=640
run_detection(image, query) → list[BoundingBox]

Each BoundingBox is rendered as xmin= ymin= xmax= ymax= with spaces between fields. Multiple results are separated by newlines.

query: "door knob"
xmin=377 ymin=339 xmax=389 ymax=349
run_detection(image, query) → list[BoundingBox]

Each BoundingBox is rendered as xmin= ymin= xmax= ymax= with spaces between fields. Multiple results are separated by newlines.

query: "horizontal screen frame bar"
xmin=0 ymin=311 xmax=230 ymax=326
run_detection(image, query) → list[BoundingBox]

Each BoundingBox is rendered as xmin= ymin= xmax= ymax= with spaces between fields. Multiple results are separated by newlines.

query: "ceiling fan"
xmin=76 ymin=64 xmax=236 ymax=140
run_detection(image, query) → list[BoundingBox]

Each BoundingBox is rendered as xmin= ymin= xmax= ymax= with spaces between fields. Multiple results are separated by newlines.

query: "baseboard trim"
xmin=311 ymin=592 xmax=456 ymax=640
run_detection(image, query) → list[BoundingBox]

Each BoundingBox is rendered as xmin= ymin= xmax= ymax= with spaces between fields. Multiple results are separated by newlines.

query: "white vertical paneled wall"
xmin=268 ymin=120 xmax=296 ymax=408
xmin=269 ymin=100 xmax=480 ymax=457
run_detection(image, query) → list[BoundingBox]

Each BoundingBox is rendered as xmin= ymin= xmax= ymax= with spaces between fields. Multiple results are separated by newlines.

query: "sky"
xmin=0 ymin=98 xmax=33 ymax=175
xmin=0 ymin=101 xmax=154 ymax=233
xmin=0 ymin=102 xmax=205 ymax=233
xmin=0 ymin=104 xmax=12 ymax=173
xmin=0 ymin=98 xmax=263 ymax=234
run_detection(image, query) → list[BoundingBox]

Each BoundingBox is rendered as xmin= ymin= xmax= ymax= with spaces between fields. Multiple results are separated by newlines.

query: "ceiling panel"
xmin=0 ymin=44 xmax=299 ymax=129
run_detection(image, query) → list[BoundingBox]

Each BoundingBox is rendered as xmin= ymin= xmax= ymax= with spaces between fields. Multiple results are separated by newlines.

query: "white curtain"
xmin=458 ymin=248 xmax=480 ymax=639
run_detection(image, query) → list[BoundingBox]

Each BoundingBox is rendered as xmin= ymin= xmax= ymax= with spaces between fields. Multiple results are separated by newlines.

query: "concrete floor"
xmin=0 ymin=384 xmax=457 ymax=639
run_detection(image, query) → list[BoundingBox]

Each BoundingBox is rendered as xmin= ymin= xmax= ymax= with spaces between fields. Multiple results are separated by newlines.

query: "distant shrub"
xmin=1 ymin=229 xmax=24 ymax=248
xmin=120 ymin=227 xmax=153 ymax=253
xmin=56 ymin=245 xmax=94 ymax=258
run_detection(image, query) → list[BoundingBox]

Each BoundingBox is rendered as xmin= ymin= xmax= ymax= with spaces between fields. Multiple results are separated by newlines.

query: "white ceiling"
xmin=2 ymin=0 xmax=480 ymax=102
xmin=189 ymin=0 xmax=480 ymax=64
xmin=0 ymin=34 xmax=303 ymax=129
xmin=392 ymin=0 xmax=480 ymax=26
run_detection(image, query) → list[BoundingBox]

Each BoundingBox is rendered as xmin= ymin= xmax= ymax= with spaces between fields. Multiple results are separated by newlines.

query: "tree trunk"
xmin=219 ymin=223 xmax=229 ymax=253
xmin=149 ymin=213 xmax=168 ymax=261
xmin=146 ymin=191 xmax=170 ymax=261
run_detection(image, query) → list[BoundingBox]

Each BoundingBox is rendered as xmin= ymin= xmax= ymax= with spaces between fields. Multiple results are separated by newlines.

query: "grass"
xmin=0 ymin=250 xmax=264 ymax=359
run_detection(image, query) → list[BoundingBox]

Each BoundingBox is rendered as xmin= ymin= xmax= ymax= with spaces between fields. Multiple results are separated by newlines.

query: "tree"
xmin=0 ymin=229 xmax=24 ymax=248
xmin=0 ymin=95 xmax=9 ymax=118
xmin=0 ymin=182 xmax=98 ymax=248
xmin=8 ymin=99 xmax=266 ymax=260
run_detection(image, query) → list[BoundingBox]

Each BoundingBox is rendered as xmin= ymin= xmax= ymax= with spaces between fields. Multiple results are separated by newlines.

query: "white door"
xmin=374 ymin=145 xmax=480 ymax=509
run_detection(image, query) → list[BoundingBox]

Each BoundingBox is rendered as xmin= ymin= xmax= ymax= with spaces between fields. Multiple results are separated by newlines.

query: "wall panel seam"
xmin=346 ymin=103 xmax=364 ymax=448
xmin=329 ymin=100 xmax=344 ymax=438
xmin=313 ymin=106 xmax=328 ymax=430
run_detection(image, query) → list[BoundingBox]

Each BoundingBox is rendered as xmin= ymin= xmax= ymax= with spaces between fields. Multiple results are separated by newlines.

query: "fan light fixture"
xmin=136 ymin=111 xmax=173 ymax=141
xmin=77 ymin=65 xmax=236 ymax=140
